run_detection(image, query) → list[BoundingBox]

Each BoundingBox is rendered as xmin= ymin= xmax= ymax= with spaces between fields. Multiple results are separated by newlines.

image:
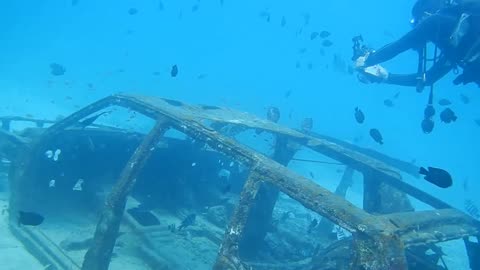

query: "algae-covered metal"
xmin=3 ymin=94 xmax=479 ymax=270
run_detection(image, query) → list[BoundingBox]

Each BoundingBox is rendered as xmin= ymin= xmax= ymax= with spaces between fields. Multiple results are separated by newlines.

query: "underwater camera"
xmin=351 ymin=35 xmax=371 ymax=61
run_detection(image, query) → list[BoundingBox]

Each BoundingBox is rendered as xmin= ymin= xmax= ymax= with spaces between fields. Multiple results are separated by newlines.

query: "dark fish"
xmin=78 ymin=112 xmax=109 ymax=129
xmin=421 ymin=118 xmax=435 ymax=134
xmin=301 ymin=118 xmax=313 ymax=133
xmin=18 ymin=211 xmax=44 ymax=226
xmin=438 ymin=98 xmax=452 ymax=106
xmin=281 ymin=16 xmax=286 ymax=27
xmin=309 ymin=171 xmax=315 ymax=179
xmin=322 ymin=40 xmax=333 ymax=47
xmin=319 ymin=31 xmax=330 ymax=38
xmin=354 ymin=107 xmax=365 ymax=124
xmin=419 ymin=167 xmax=452 ymax=188
xmin=460 ymin=94 xmax=470 ymax=104
xmin=369 ymin=129 xmax=383 ymax=145
xmin=178 ymin=214 xmax=196 ymax=230
xmin=440 ymin=108 xmax=457 ymax=123
xmin=128 ymin=8 xmax=138 ymax=15
xmin=310 ymin=32 xmax=319 ymax=40
xmin=267 ymin=107 xmax=280 ymax=123
xmin=170 ymin=65 xmax=178 ymax=77
xmin=383 ymin=99 xmax=394 ymax=107
xmin=307 ymin=218 xmax=318 ymax=233
xmin=50 ymin=63 xmax=66 ymax=76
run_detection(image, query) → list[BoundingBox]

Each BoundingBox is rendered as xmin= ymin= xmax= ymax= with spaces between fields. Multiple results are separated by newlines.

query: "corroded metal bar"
xmin=110 ymin=94 xmax=451 ymax=210
xmin=240 ymin=135 xmax=298 ymax=257
xmin=214 ymin=170 xmax=262 ymax=270
xmin=363 ymin=170 xmax=414 ymax=214
xmin=316 ymin=167 xmax=354 ymax=237
xmin=351 ymin=232 xmax=408 ymax=270
xmin=81 ymin=118 xmax=168 ymax=270
xmin=306 ymin=139 xmax=451 ymax=209
xmin=308 ymin=131 xmax=420 ymax=178
xmin=385 ymin=209 xmax=480 ymax=246
xmin=256 ymin=164 xmax=386 ymax=234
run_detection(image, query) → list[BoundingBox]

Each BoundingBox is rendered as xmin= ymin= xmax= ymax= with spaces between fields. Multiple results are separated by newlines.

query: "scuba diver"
xmin=355 ymin=0 xmax=480 ymax=89
xmin=353 ymin=0 xmax=480 ymax=133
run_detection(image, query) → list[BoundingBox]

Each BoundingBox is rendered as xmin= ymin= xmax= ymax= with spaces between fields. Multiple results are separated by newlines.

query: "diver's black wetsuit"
xmin=364 ymin=8 xmax=474 ymax=86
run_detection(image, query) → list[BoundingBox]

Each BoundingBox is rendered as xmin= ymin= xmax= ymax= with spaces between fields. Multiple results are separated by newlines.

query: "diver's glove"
xmin=357 ymin=65 xmax=389 ymax=84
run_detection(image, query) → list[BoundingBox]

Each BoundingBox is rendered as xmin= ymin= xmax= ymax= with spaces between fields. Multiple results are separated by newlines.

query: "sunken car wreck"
xmin=0 ymin=93 xmax=479 ymax=270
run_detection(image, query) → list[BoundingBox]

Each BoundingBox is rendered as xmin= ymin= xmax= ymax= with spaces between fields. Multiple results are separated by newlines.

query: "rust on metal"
xmin=4 ymin=93 xmax=479 ymax=270
xmin=81 ymin=117 xmax=169 ymax=270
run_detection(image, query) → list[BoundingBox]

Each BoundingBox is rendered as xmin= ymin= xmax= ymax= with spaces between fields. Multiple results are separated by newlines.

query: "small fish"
xmin=309 ymin=171 xmax=315 ymax=179
xmin=71 ymin=0 xmax=79 ymax=6
xmin=460 ymin=94 xmax=470 ymax=104
xmin=170 ymin=65 xmax=178 ymax=77
xmin=128 ymin=8 xmax=138 ymax=15
xmin=50 ymin=63 xmax=66 ymax=76
xmin=77 ymin=112 xmax=109 ymax=129
xmin=322 ymin=40 xmax=333 ymax=47
xmin=158 ymin=1 xmax=164 ymax=11
xmin=178 ymin=214 xmax=196 ymax=230
xmin=307 ymin=218 xmax=318 ymax=233
xmin=440 ymin=108 xmax=457 ymax=123
xmin=152 ymin=71 xmax=161 ymax=76
xmin=354 ymin=107 xmax=365 ymax=124
xmin=18 ymin=211 xmax=44 ymax=226
xmin=438 ymin=98 xmax=452 ymax=106
xmin=393 ymin=92 xmax=400 ymax=99
xmin=191 ymin=4 xmax=199 ymax=12
xmin=281 ymin=16 xmax=286 ymax=27
xmin=421 ymin=118 xmax=435 ymax=134
xmin=419 ymin=167 xmax=452 ymax=188
xmin=383 ymin=99 xmax=394 ymax=107
xmin=310 ymin=32 xmax=319 ymax=40
xmin=267 ymin=107 xmax=280 ymax=123
xmin=319 ymin=31 xmax=331 ymax=38
xmin=284 ymin=89 xmax=292 ymax=98
xmin=369 ymin=129 xmax=383 ymax=145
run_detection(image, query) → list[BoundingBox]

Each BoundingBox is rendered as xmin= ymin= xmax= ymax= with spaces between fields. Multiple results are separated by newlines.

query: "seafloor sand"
xmin=0 ymin=193 xmax=44 ymax=270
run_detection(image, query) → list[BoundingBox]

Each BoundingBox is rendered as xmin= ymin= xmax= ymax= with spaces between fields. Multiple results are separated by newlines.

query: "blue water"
xmin=1 ymin=0 xmax=479 ymax=268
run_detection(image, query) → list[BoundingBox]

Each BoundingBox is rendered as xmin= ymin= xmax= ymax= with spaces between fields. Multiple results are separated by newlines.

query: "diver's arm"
xmin=385 ymin=57 xmax=454 ymax=86
xmin=364 ymin=16 xmax=440 ymax=66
